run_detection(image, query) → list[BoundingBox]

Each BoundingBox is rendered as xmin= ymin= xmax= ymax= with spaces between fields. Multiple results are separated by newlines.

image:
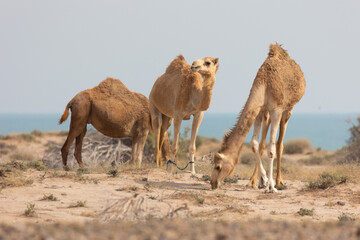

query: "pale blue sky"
xmin=0 ymin=0 xmax=359 ymax=114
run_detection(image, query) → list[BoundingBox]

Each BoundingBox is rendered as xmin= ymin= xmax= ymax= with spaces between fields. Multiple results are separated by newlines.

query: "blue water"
xmin=0 ymin=113 xmax=358 ymax=151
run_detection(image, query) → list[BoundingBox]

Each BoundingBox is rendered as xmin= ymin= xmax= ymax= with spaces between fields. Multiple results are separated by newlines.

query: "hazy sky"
xmin=1 ymin=0 xmax=359 ymax=114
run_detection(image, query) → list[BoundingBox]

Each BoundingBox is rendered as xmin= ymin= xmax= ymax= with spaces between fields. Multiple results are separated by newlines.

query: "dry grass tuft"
xmin=68 ymin=201 xmax=87 ymax=208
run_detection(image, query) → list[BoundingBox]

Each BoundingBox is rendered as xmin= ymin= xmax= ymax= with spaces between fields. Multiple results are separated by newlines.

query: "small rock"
xmin=337 ymin=201 xmax=346 ymax=206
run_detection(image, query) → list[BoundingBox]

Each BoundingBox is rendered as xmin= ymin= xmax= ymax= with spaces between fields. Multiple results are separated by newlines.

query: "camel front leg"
xmin=149 ymin=103 xmax=162 ymax=167
xmin=265 ymin=110 xmax=282 ymax=193
xmin=188 ymin=112 xmax=204 ymax=174
xmin=275 ymin=110 xmax=292 ymax=187
xmin=168 ymin=117 xmax=182 ymax=172
xmin=250 ymin=114 xmax=267 ymax=188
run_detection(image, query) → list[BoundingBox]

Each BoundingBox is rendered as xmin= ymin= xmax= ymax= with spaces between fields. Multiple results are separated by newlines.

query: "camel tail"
xmin=58 ymin=100 xmax=74 ymax=124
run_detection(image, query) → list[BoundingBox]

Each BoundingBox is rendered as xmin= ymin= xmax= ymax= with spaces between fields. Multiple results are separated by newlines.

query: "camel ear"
xmin=213 ymin=58 xmax=219 ymax=65
xmin=215 ymin=152 xmax=224 ymax=159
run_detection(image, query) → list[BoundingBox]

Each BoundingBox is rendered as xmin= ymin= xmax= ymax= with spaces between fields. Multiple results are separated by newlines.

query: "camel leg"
xmin=249 ymin=114 xmax=267 ymax=188
xmin=188 ymin=111 xmax=204 ymax=174
xmin=249 ymin=113 xmax=270 ymax=187
xmin=74 ymin=126 xmax=87 ymax=168
xmin=61 ymin=102 xmax=89 ymax=169
xmin=168 ymin=117 xmax=182 ymax=172
xmin=158 ymin=115 xmax=172 ymax=166
xmin=149 ymin=103 xmax=162 ymax=167
xmin=265 ymin=110 xmax=282 ymax=193
xmin=275 ymin=110 xmax=292 ymax=187
xmin=132 ymin=129 xmax=149 ymax=168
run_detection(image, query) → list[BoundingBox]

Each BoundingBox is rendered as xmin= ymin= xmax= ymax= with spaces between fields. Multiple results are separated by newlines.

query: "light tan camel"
xmin=149 ymin=55 xmax=219 ymax=173
xmin=210 ymin=43 xmax=306 ymax=192
xmin=59 ymin=77 xmax=170 ymax=168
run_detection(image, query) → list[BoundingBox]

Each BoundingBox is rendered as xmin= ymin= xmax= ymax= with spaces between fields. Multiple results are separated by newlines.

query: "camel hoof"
xmin=264 ymin=187 xmax=278 ymax=193
xmin=258 ymin=176 xmax=268 ymax=189
xmin=63 ymin=165 xmax=70 ymax=171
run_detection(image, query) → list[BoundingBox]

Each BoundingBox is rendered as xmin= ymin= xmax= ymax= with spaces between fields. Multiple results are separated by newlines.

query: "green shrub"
xmin=307 ymin=172 xmax=348 ymax=190
xmin=297 ymin=208 xmax=314 ymax=216
xmin=107 ymin=169 xmax=119 ymax=177
xmin=202 ymin=175 xmax=211 ymax=182
xmin=338 ymin=213 xmax=355 ymax=222
xmin=224 ymin=176 xmax=240 ymax=184
xmin=24 ymin=203 xmax=35 ymax=216
xmin=284 ymin=139 xmax=312 ymax=154
xmin=41 ymin=194 xmax=58 ymax=201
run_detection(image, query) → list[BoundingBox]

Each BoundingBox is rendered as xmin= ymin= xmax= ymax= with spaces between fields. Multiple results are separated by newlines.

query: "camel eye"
xmin=205 ymin=61 xmax=211 ymax=66
xmin=215 ymin=165 xmax=221 ymax=171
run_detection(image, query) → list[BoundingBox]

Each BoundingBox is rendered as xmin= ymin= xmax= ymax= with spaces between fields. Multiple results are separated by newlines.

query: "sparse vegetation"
xmin=24 ymin=203 xmax=35 ymax=216
xmin=194 ymin=195 xmax=204 ymax=204
xmin=202 ymin=175 xmax=211 ymax=182
xmin=339 ymin=117 xmax=360 ymax=165
xmin=224 ymin=176 xmax=240 ymax=184
xmin=9 ymin=152 xmax=35 ymax=161
xmin=338 ymin=213 xmax=356 ymax=222
xmin=297 ymin=208 xmax=314 ymax=216
xmin=107 ymin=169 xmax=119 ymax=177
xmin=30 ymin=130 xmax=43 ymax=137
xmin=41 ymin=194 xmax=58 ymax=201
xmin=276 ymin=184 xmax=288 ymax=190
xmin=17 ymin=133 xmax=36 ymax=142
xmin=77 ymin=168 xmax=89 ymax=175
xmin=69 ymin=201 xmax=86 ymax=208
xmin=307 ymin=172 xmax=348 ymax=190
xmin=284 ymin=139 xmax=312 ymax=154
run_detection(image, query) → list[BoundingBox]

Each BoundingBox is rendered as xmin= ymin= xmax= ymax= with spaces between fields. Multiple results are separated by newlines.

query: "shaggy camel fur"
xmin=149 ymin=55 xmax=219 ymax=173
xmin=211 ymin=44 xmax=306 ymax=192
xmin=59 ymin=77 xmax=170 ymax=168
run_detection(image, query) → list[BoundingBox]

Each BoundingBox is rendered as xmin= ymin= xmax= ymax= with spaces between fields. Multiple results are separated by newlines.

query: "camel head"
xmin=210 ymin=152 xmax=235 ymax=189
xmin=191 ymin=57 xmax=219 ymax=76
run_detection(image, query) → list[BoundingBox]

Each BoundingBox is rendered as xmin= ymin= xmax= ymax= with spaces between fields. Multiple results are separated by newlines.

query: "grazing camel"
xmin=210 ymin=43 xmax=306 ymax=192
xmin=149 ymin=55 xmax=219 ymax=173
xmin=59 ymin=77 xmax=170 ymax=168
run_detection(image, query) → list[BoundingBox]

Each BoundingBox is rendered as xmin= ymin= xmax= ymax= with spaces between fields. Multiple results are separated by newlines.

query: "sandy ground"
xmin=1 ymin=133 xmax=360 ymax=239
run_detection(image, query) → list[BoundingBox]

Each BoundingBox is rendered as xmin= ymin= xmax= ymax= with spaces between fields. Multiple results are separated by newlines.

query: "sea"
xmin=0 ymin=113 xmax=358 ymax=151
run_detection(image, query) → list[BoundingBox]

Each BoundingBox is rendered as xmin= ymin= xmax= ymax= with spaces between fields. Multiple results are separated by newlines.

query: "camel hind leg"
xmin=275 ymin=110 xmax=292 ymax=187
xmin=265 ymin=109 xmax=283 ymax=193
xmin=74 ymin=126 xmax=87 ymax=168
xmin=60 ymin=92 xmax=90 ymax=169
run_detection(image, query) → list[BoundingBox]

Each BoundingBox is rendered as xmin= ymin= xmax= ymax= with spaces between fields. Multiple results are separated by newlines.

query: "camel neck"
xmin=220 ymin=87 xmax=263 ymax=160
xmin=199 ymin=75 xmax=216 ymax=111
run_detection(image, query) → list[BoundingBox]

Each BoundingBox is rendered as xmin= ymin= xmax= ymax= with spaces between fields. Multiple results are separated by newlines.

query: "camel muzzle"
xmin=191 ymin=66 xmax=200 ymax=72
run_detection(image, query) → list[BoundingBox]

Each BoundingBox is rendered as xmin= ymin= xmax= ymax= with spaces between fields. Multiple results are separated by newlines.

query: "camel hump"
xmin=165 ymin=54 xmax=187 ymax=74
xmin=268 ymin=43 xmax=289 ymax=59
xmin=95 ymin=77 xmax=131 ymax=97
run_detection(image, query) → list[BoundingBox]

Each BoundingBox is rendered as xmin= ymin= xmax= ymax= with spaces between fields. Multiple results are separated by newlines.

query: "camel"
xmin=149 ymin=55 xmax=219 ymax=174
xmin=59 ymin=77 xmax=170 ymax=168
xmin=210 ymin=43 xmax=306 ymax=192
